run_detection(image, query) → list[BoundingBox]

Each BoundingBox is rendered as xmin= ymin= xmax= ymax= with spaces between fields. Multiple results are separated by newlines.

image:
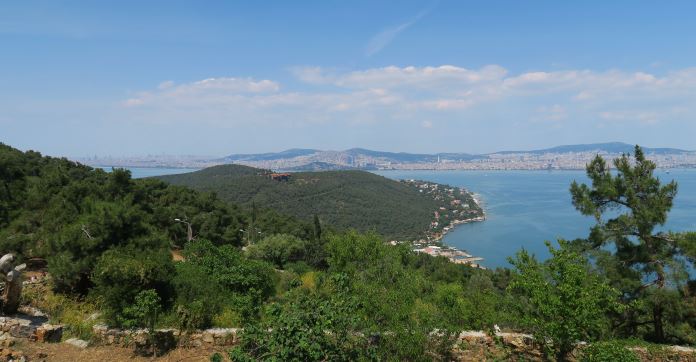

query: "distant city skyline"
xmin=3 ymin=1 xmax=696 ymax=157
xmin=77 ymin=142 xmax=696 ymax=171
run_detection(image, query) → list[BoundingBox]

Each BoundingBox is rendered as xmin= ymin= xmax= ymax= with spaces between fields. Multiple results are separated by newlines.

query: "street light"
xmin=239 ymin=228 xmax=250 ymax=245
xmin=174 ymin=217 xmax=193 ymax=242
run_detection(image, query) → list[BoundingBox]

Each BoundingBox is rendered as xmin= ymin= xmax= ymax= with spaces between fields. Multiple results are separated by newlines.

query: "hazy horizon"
xmin=3 ymin=1 xmax=696 ymax=157
xmin=56 ymin=141 xmax=691 ymax=160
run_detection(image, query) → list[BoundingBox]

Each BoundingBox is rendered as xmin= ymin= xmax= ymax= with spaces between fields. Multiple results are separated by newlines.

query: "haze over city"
xmin=3 ymin=1 xmax=696 ymax=157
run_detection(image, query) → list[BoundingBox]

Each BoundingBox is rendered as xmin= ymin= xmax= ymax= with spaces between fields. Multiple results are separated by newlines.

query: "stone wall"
xmin=0 ymin=316 xmax=62 ymax=346
xmin=0 ymin=317 xmax=692 ymax=361
xmin=91 ymin=324 xmax=240 ymax=354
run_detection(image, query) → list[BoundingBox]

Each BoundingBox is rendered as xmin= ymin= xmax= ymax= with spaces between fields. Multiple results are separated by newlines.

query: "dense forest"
xmin=157 ymin=165 xmax=457 ymax=240
xmin=2 ymin=142 xmax=696 ymax=361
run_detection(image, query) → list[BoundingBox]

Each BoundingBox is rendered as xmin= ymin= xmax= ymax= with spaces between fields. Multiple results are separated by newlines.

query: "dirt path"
xmin=16 ymin=341 xmax=228 ymax=362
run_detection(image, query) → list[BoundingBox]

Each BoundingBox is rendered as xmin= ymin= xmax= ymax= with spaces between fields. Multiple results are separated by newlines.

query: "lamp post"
xmin=239 ymin=229 xmax=262 ymax=246
xmin=174 ymin=218 xmax=193 ymax=242
xmin=239 ymin=228 xmax=248 ymax=246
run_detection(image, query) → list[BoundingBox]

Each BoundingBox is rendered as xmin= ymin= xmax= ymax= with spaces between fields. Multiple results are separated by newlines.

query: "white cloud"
xmin=294 ymin=65 xmax=507 ymax=89
xmin=599 ymin=110 xmax=661 ymax=125
xmin=535 ymin=105 xmax=568 ymax=122
xmin=122 ymin=65 xmax=696 ymax=130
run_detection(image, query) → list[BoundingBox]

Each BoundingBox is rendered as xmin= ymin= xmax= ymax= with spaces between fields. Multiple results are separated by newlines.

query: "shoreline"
xmin=409 ymin=188 xmax=488 ymax=269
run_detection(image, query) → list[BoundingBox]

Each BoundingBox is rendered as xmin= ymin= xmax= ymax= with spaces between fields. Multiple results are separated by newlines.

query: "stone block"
xmin=65 ymin=338 xmax=89 ymax=349
xmin=202 ymin=332 xmax=214 ymax=344
xmin=133 ymin=330 xmax=176 ymax=357
xmin=34 ymin=324 xmax=63 ymax=343
xmin=8 ymin=324 xmax=35 ymax=339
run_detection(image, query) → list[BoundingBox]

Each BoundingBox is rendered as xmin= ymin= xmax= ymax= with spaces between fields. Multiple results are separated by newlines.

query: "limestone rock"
xmin=0 ymin=334 xmax=15 ymax=347
xmin=134 ymin=330 xmax=176 ymax=357
xmin=35 ymin=324 xmax=63 ymax=343
xmin=0 ymin=347 xmax=25 ymax=362
xmin=65 ymin=338 xmax=89 ymax=349
xmin=458 ymin=330 xmax=491 ymax=345
xmin=8 ymin=324 xmax=35 ymax=339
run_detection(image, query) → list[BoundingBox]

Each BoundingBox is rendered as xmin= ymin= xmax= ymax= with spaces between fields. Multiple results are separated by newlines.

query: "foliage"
xmin=122 ymin=289 xmax=163 ymax=357
xmin=7 ymin=141 xmax=696 ymax=359
xmin=326 ymin=231 xmax=473 ymax=360
xmin=230 ymin=275 xmax=376 ymax=362
xmin=172 ymin=261 xmax=224 ymax=330
xmin=182 ymin=239 xmax=275 ymax=323
xmin=246 ymin=233 xmax=306 ymax=269
xmin=0 ymin=143 xmax=306 ymax=294
xmin=508 ymin=240 xmax=623 ymax=361
xmin=570 ymin=145 xmax=696 ymax=343
xmin=22 ymin=280 xmax=101 ymax=340
xmin=580 ymin=341 xmax=639 ymax=362
xmin=91 ymin=247 xmax=174 ymax=326
xmin=122 ymin=289 xmax=162 ymax=330
xmin=157 ymin=164 xmax=483 ymax=240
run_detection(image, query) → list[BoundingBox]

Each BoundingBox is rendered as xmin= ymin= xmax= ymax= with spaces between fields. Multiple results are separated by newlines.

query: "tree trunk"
xmin=653 ymin=304 xmax=665 ymax=342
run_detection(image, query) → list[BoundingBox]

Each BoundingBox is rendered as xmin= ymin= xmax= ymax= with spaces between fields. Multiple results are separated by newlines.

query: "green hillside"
xmin=0 ymin=144 xmax=312 ymax=288
xmin=157 ymin=165 xmax=461 ymax=240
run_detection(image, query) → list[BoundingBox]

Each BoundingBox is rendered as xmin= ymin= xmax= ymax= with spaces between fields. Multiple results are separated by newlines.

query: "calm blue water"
xmin=375 ymin=170 xmax=696 ymax=269
xmin=97 ymin=166 xmax=200 ymax=179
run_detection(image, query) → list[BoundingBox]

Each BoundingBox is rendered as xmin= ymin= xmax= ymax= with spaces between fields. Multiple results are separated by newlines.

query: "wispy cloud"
xmin=122 ymin=65 xmax=696 ymax=132
xmin=365 ymin=7 xmax=433 ymax=57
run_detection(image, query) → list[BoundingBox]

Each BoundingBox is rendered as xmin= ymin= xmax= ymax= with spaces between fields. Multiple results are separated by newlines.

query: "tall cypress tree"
xmin=313 ymin=214 xmax=322 ymax=242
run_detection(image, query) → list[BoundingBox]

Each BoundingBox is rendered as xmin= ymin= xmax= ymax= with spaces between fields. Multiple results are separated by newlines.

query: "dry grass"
xmin=18 ymin=341 xmax=229 ymax=362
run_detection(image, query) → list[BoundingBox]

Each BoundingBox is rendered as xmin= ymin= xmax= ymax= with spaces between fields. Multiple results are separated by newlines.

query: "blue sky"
xmin=3 ymin=0 xmax=696 ymax=157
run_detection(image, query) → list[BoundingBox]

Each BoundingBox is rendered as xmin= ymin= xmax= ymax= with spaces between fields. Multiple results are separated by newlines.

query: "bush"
xmin=508 ymin=240 xmax=623 ymax=361
xmin=581 ymin=341 xmax=639 ymax=362
xmin=91 ymin=247 xmax=174 ymax=326
xmin=181 ymin=239 xmax=276 ymax=323
xmin=172 ymin=261 xmax=225 ymax=329
xmin=230 ymin=276 xmax=375 ymax=361
xmin=23 ymin=283 xmax=100 ymax=340
xmin=213 ymin=306 xmax=243 ymax=328
xmin=246 ymin=233 xmax=306 ymax=269
xmin=122 ymin=289 xmax=162 ymax=330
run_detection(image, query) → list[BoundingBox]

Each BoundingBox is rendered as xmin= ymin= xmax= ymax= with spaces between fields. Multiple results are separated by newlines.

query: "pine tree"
xmin=570 ymin=145 xmax=685 ymax=342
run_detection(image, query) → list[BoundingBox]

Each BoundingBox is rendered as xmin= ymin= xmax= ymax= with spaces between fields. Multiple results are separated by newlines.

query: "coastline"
xmin=409 ymin=188 xmax=488 ymax=269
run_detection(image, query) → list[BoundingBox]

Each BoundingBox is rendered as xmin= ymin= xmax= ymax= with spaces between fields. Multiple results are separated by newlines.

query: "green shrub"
xmin=581 ymin=341 xmax=639 ymax=362
xmin=172 ymin=261 xmax=225 ymax=329
xmin=91 ymin=247 xmax=174 ymax=325
xmin=122 ymin=289 xmax=162 ymax=330
xmin=212 ymin=306 xmax=243 ymax=328
xmin=231 ymin=275 xmax=375 ymax=361
xmin=176 ymin=301 xmax=211 ymax=331
xmin=246 ymin=233 xmax=306 ymax=269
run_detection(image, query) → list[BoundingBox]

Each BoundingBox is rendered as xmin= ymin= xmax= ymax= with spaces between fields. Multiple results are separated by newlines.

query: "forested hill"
xmin=157 ymin=165 xmax=450 ymax=240
xmin=0 ymin=143 xmax=312 ymax=287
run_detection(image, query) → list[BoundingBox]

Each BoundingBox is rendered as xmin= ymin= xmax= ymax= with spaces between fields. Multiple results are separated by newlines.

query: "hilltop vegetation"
xmin=0 ymin=143 xmax=311 ymax=291
xmin=156 ymin=164 xmax=480 ymax=240
xmin=2 ymin=142 xmax=696 ymax=361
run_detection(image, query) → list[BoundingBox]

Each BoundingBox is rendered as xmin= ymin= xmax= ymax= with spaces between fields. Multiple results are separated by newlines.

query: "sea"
xmin=375 ymin=169 xmax=696 ymax=269
xmin=106 ymin=166 xmax=696 ymax=269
